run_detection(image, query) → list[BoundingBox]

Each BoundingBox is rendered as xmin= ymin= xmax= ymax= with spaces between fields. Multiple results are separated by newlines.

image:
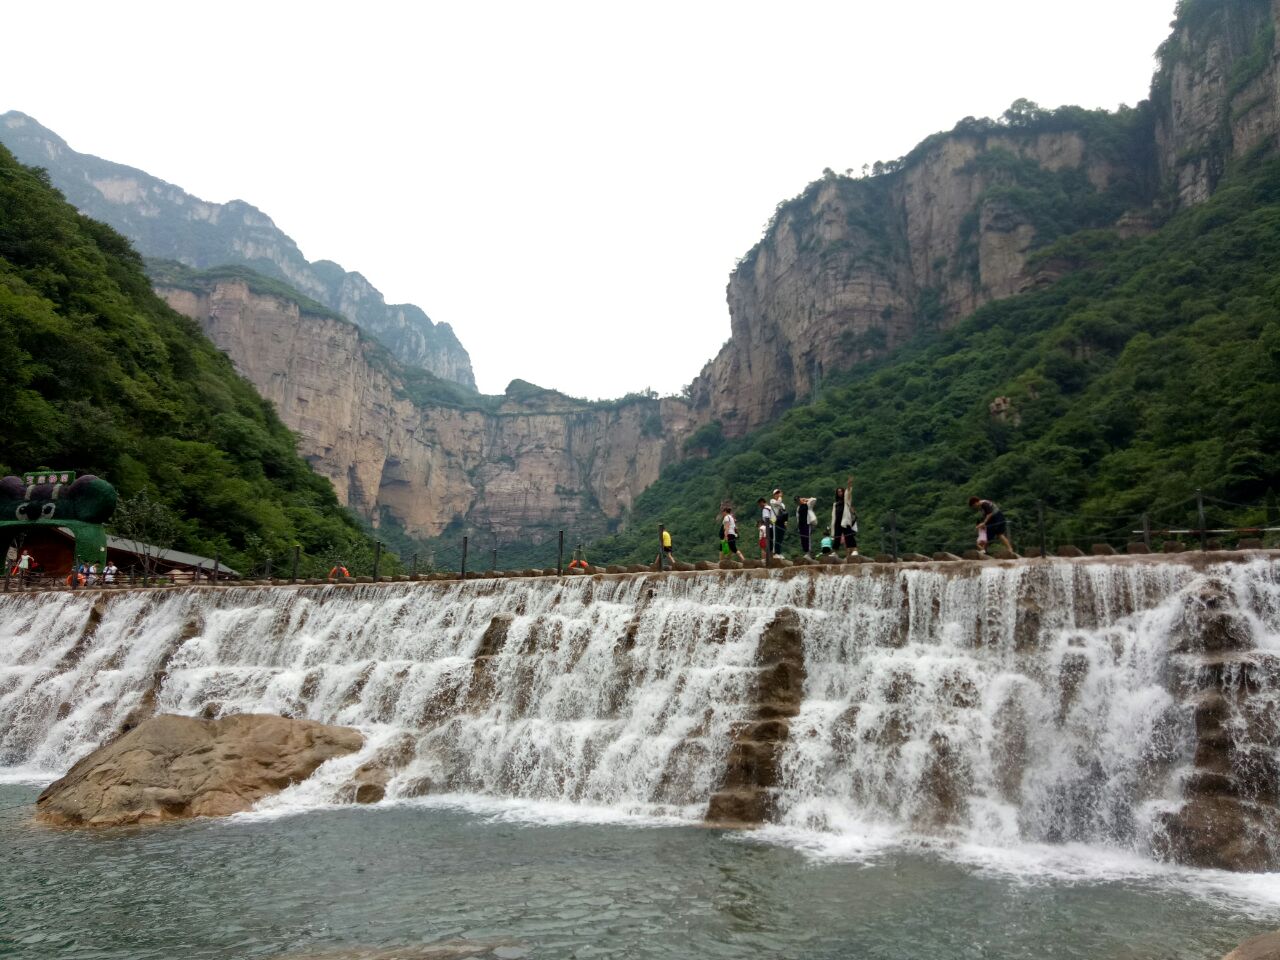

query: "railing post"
xmin=1196 ymin=488 xmax=1207 ymax=552
xmin=558 ymin=530 xmax=565 ymax=575
xmin=197 ymin=562 xmax=204 ymax=585
xmin=889 ymin=509 xmax=899 ymax=561
xmin=1142 ymin=512 xmax=1151 ymax=551
xmin=265 ymin=558 xmax=273 ymax=581
xmin=461 ymin=536 xmax=468 ymax=578
xmin=291 ymin=545 xmax=301 ymax=583
xmin=411 ymin=552 xmax=418 ymax=577
xmin=491 ymin=546 xmax=497 ymax=572
xmin=372 ymin=541 xmax=382 ymax=580
xmin=1036 ymin=500 xmax=1047 ymax=558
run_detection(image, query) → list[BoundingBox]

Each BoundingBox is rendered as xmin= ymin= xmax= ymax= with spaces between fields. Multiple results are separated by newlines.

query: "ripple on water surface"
xmin=1 ymin=784 xmax=1277 ymax=960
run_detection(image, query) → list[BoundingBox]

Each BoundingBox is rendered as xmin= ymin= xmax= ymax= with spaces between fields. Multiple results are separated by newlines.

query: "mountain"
xmin=592 ymin=0 xmax=1280 ymax=563
xmin=149 ymin=260 xmax=692 ymax=563
xmin=686 ymin=0 xmax=1280 ymax=438
xmin=0 ymin=145 xmax=390 ymax=576
xmin=0 ymin=111 xmax=476 ymax=389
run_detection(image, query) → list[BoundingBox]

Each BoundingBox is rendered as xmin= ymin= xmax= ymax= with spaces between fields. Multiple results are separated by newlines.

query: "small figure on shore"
xmin=819 ymin=535 xmax=834 ymax=556
xmin=796 ymin=495 xmax=817 ymax=558
xmin=831 ymin=477 xmax=859 ymax=559
xmin=969 ymin=496 xmax=1013 ymax=554
xmin=15 ymin=549 xmax=30 ymax=585
xmin=328 ymin=563 xmax=350 ymax=582
xmin=769 ymin=489 xmax=788 ymax=558
xmin=657 ymin=525 xmax=675 ymax=570
xmin=568 ymin=544 xmax=589 ymax=570
xmin=721 ymin=506 xmax=746 ymax=562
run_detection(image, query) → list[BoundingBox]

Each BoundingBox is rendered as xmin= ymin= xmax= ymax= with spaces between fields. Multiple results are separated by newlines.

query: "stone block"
xmin=718 ymin=559 xmax=742 ymax=570
xmin=874 ymin=554 xmax=897 ymax=564
xmin=932 ymin=552 xmax=962 ymax=562
xmin=694 ymin=560 xmax=717 ymax=570
xmin=1163 ymin=540 xmax=1187 ymax=553
xmin=605 ymin=565 xmax=627 ymax=574
xmin=1125 ymin=542 xmax=1150 ymax=554
xmin=355 ymin=576 xmax=374 ymax=583
xmin=901 ymin=552 xmax=931 ymax=562
xmin=962 ymin=550 xmax=988 ymax=561
xmin=846 ymin=554 xmax=874 ymax=564
xmin=1056 ymin=545 xmax=1086 ymax=558
xmin=626 ymin=564 xmax=649 ymax=573
xmin=1023 ymin=547 xmax=1043 ymax=558
xmin=1236 ymin=538 xmax=1264 ymax=550
xmin=1090 ymin=544 xmax=1118 ymax=556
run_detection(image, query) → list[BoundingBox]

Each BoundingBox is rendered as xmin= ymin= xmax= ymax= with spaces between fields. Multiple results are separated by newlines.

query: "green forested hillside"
xmin=592 ymin=154 xmax=1280 ymax=563
xmin=0 ymin=146 xmax=391 ymax=575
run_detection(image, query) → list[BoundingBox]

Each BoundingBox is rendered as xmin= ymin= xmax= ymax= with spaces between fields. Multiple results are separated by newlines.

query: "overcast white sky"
xmin=3 ymin=1 xmax=1175 ymax=398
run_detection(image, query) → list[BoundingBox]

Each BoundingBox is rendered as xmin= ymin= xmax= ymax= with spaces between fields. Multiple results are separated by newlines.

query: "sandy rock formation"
xmin=36 ymin=714 xmax=364 ymax=827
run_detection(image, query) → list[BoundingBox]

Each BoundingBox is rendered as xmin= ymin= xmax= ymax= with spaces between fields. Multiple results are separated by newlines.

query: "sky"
xmin=2 ymin=0 xmax=1177 ymax=398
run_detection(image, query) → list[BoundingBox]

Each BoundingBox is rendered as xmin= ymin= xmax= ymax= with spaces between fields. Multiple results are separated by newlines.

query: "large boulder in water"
xmin=36 ymin=713 xmax=363 ymax=827
xmin=1222 ymin=931 xmax=1280 ymax=960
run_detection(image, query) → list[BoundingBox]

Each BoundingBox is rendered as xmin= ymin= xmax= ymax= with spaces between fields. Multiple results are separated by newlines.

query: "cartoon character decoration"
xmin=0 ymin=475 xmax=118 ymax=525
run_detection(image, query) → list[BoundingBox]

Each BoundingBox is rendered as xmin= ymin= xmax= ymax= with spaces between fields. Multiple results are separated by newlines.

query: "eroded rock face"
xmin=36 ymin=714 xmax=364 ymax=827
xmin=1154 ymin=0 xmax=1280 ymax=207
xmin=158 ymin=281 xmax=693 ymax=543
xmin=687 ymin=131 xmax=1128 ymax=437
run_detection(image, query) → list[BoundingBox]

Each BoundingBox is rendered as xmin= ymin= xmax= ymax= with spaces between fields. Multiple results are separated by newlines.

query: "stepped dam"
xmin=2 ymin=552 xmax=1277 ymax=874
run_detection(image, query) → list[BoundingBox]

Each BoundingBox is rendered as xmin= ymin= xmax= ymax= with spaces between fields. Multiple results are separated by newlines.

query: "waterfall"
xmin=1 ymin=558 xmax=1277 ymax=864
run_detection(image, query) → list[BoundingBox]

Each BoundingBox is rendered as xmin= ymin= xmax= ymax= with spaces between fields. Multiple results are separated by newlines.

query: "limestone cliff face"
xmin=1154 ymin=0 xmax=1280 ymax=206
xmin=158 ymin=281 xmax=692 ymax=544
xmin=0 ymin=111 xmax=476 ymax=389
xmin=689 ymin=130 xmax=1131 ymax=436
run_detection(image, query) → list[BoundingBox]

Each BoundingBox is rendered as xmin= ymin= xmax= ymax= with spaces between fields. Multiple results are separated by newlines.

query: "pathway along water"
xmin=1 ymin=555 xmax=1279 ymax=958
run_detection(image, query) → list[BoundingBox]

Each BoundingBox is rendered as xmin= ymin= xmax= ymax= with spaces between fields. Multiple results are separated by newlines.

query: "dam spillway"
xmin=1 ymin=554 xmax=1277 ymax=871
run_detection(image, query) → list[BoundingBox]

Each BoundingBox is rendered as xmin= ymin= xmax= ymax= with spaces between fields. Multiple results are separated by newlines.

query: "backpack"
xmin=774 ymin=501 xmax=788 ymax=523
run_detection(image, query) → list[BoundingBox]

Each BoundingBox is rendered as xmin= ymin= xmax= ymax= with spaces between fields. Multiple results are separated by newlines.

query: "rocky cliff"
xmin=688 ymin=125 xmax=1148 ymax=435
xmin=689 ymin=0 xmax=1280 ymax=438
xmin=1154 ymin=0 xmax=1280 ymax=206
xmin=156 ymin=275 xmax=692 ymax=548
xmin=0 ymin=111 xmax=476 ymax=389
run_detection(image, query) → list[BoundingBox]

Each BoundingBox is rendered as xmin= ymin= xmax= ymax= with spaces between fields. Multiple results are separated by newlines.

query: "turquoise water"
xmin=1 ymin=784 xmax=1275 ymax=960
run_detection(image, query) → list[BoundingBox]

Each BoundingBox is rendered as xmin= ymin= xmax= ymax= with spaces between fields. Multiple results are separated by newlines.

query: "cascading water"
xmin=1 ymin=557 xmax=1276 ymax=868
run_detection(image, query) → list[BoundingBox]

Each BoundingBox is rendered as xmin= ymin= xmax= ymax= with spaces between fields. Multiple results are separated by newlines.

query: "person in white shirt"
xmin=103 ymin=562 xmax=118 ymax=584
xmin=720 ymin=507 xmax=746 ymax=562
xmin=768 ymin=489 xmax=788 ymax=558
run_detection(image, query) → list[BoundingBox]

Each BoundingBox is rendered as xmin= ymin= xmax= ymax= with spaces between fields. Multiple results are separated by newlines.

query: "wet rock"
xmin=1055 ymin=545 xmax=1085 ymax=558
xmin=1154 ymin=793 xmax=1279 ymax=871
xmin=36 ymin=714 xmax=364 ymax=827
xmin=1222 ymin=930 xmax=1280 ymax=960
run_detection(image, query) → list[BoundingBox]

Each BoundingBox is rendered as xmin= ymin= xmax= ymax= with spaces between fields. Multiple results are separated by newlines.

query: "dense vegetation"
xmin=0 ymin=146 xmax=394 ymax=576
xmin=592 ymin=152 xmax=1280 ymax=563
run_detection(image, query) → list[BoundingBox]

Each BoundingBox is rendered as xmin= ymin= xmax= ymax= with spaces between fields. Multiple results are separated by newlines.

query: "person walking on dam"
xmin=721 ymin=506 xmax=746 ymax=562
xmin=657 ymin=525 xmax=675 ymax=570
xmin=757 ymin=498 xmax=774 ymax=562
xmin=970 ymin=496 xmax=1014 ymax=554
xmin=796 ymin=495 xmax=817 ymax=558
xmin=831 ymin=477 xmax=859 ymax=559
xmin=769 ymin=488 xmax=788 ymax=558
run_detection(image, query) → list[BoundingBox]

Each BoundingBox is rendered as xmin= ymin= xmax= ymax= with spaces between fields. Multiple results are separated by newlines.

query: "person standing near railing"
xmin=969 ymin=496 xmax=1014 ymax=554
